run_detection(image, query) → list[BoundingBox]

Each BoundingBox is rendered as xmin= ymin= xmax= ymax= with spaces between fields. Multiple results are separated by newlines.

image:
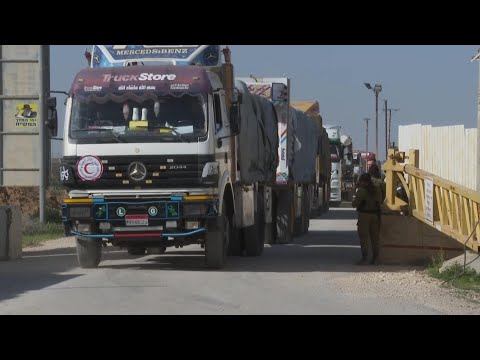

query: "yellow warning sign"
xmin=15 ymin=103 xmax=38 ymax=128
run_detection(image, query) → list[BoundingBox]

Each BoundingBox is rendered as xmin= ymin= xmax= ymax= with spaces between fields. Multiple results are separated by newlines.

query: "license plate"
xmin=125 ymin=214 xmax=149 ymax=226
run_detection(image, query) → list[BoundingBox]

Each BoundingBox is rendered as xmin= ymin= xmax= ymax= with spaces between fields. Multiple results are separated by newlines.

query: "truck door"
xmin=213 ymin=91 xmax=232 ymax=184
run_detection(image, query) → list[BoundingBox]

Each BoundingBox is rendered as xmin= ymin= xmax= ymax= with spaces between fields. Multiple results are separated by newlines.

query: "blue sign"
xmin=91 ymin=45 xmax=221 ymax=68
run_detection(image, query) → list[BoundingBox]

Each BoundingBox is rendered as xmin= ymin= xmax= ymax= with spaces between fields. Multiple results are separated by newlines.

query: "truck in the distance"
xmin=291 ymin=101 xmax=331 ymax=216
xmin=360 ymin=152 xmax=377 ymax=173
xmin=324 ymin=125 xmax=353 ymax=206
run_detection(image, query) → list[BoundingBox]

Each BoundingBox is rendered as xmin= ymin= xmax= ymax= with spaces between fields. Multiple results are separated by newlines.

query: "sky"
xmin=51 ymin=45 xmax=480 ymax=160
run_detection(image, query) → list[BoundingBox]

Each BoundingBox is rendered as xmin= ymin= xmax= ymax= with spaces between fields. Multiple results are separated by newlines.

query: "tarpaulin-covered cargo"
xmin=290 ymin=108 xmax=319 ymax=183
xmin=318 ymin=126 xmax=331 ymax=180
xmin=290 ymin=101 xmax=321 ymax=122
xmin=291 ymin=101 xmax=330 ymax=182
xmin=236 ymin=80 xmax=279 ymax=184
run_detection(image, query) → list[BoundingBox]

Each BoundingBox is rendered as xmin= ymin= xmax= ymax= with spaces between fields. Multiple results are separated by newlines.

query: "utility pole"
xmin=363 ymin=117 xmax=370 ymax=153
xmin=384 ymin=99 xmax=388 ymax=160
xmin=375 ymin=90 xmax=379 ymax=161
xmin=388 ymin=109 xmax=391 ymax=148
xmin=388 ymin=108 xmax=400 ymax=149
xmin=364 ymin=83 xmax=382 ymax=161
xmin=39 ymin=45 xmax=47 ymax=223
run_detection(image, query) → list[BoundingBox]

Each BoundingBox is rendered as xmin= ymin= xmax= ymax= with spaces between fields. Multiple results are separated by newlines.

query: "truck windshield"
xmin=69 ymin=94 xmax=207 ymax=143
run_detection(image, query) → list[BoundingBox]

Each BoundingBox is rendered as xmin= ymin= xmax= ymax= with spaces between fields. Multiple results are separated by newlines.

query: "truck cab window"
xmin=70 ymin=94 xmax=207 ymax=143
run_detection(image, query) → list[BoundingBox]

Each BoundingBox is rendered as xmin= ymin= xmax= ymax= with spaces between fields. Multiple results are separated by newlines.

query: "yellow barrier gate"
xmin=382 ymin=149 xmax=480 ymax=252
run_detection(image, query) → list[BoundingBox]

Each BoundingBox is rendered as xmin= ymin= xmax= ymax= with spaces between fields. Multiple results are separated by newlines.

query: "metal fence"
xmin=398 ymin=124 xmax=477 ymax=190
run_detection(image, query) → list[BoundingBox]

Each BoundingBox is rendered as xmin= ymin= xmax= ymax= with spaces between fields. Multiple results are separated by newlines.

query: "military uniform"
xmin=352 ymin=185 xmax=382 ymax=264
xmin=372 ymin=177 xmax=386 ymax=203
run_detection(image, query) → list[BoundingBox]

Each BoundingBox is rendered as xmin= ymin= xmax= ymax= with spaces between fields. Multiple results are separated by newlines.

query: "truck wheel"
xmin=245 ymin=221 xmax=263 ymax=256
xmin=76 ymin=236 xmax=102 ymax=269
xmin=205 ymin=200 xmax=229 ymax=269
xmin=245 ymin=192 xmax=265 ymax=256
xmin=317 ymin=204 xmax=324 ymax=217
xmin=293 ymin=216 xmax=302 ymax=237
xmin=127 ymin=247 xmax=147 ymax=256
xmin=302 ymin=188 xmax=310 ymax=234
xmin=244 ymin=203 xmax=265 ymax=256
xmin=275 ymin=191 xmax=293 ymax=244
xmin=257 ymin=190 xmax=266 ymax=254
xmin=227 ymin=216 xmax=242 ymax=256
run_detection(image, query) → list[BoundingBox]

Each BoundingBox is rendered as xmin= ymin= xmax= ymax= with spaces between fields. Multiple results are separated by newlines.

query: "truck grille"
xmin=62 ymin=155 xmax=215 ymax=189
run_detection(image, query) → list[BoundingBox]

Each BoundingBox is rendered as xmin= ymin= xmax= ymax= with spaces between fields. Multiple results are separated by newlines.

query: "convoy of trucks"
xmin=57 ymin=45 xmax=332 ymax=269
xmin=325 ymin=125 xmax=354 ymax=206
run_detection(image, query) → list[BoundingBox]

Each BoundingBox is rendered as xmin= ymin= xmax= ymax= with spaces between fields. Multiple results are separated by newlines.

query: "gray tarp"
xmin=290 ymin=109 xmax=319 ymax=183
xmin=236 ymin=80 xmax=279 ymax=184
xmin=318 ymin=126 xmax=331 ymax=180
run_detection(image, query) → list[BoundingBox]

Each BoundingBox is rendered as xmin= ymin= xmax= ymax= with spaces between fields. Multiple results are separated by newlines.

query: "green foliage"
xmin=22 ymin=215 xmax=65 ymax=247
xmin=428 ymin=252 xmax=480 ymax=292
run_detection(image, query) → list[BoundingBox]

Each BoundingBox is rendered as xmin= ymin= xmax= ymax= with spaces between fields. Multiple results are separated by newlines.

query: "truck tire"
xmin=245 ymin=192 xmax=265 ymax=256
xmin=244 ymin=221 xmax=263 ymax=256
xmin=323 ymin=186 xmax=329 ymax=213
xmin=205 ymin=199 xmax=229 ymax=269
xmin=127 ymin=247 xmax=147 ymax=256
xmin=303 ymin=188 xmax=310 ymax=234
xmin=293 ymin=216 xmax=302 ymax=237
xmin=76 ymin=236 xmax=102 ymax=269
xmin=275 ymin=191 xmax=293 ymax=244
xmin=227 ymin=216 xmax=242 ymax=256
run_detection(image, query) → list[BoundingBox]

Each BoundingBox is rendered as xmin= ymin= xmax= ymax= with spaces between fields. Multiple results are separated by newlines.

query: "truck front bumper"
xmin=62 ymin=196 xmax=217 ymax=242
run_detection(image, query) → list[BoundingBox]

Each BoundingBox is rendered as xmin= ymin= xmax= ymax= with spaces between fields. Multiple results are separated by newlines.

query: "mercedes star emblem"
xmin=128 ymin=162 xmax=147 ymax=182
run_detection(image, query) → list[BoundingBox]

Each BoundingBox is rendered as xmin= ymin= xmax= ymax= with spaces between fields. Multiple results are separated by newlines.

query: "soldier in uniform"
xmin=368 ymin=163 xmax=386 ymax=203
xmin=352 ymin=173 xmax=382 ymax=265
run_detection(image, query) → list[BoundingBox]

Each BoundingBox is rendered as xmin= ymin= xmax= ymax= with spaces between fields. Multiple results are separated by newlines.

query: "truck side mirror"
xmin=229 ymin=103 xmax=241 ymax=136
xmin=46 ymin=97 xmax=58 ymax=137
xmin=231 ymin=88 xmax=243 ymax=105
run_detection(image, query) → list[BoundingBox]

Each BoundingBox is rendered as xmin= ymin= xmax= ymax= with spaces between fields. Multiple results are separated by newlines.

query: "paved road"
xmin=0 ymin=209 xmax=444 ymax=314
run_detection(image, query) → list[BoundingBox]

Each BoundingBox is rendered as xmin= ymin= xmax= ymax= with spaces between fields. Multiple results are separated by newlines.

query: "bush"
xmin=23 ymin=216 xmax=64 ymax=235
xmin=28 ymin=207 xmax=62 ymax=224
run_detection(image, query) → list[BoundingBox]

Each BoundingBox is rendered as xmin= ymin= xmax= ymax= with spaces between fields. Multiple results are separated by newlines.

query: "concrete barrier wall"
xmin=0 ymin=205 xmax=22 ymax=260
xmin=379 ymin=213 xmax=464 ymax=265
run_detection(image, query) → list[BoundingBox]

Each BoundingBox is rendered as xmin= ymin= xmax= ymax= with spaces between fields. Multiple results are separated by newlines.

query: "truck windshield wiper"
xmin=72 ymin=128 xmax=127 ymax=143
xmin=150 ymin=126 xmax=191 ymax=143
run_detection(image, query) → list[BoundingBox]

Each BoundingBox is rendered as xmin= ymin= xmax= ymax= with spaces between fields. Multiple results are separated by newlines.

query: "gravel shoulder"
xmin=23 ymin=237 xmax=76 ymax=253
xmin=330 ymin=266 xmax=480 ymax=314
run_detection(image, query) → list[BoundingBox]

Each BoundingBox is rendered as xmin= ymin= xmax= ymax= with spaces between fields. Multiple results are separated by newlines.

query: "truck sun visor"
xmin=71 ymin=66 xmax=213 ymax=100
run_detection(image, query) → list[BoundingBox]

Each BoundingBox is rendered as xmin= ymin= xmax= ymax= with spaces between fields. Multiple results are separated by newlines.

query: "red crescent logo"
xmin=76 ymin=155 xmax=103 ymax=181
xmin=84 ymin=162 xmax=93 ymax=174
